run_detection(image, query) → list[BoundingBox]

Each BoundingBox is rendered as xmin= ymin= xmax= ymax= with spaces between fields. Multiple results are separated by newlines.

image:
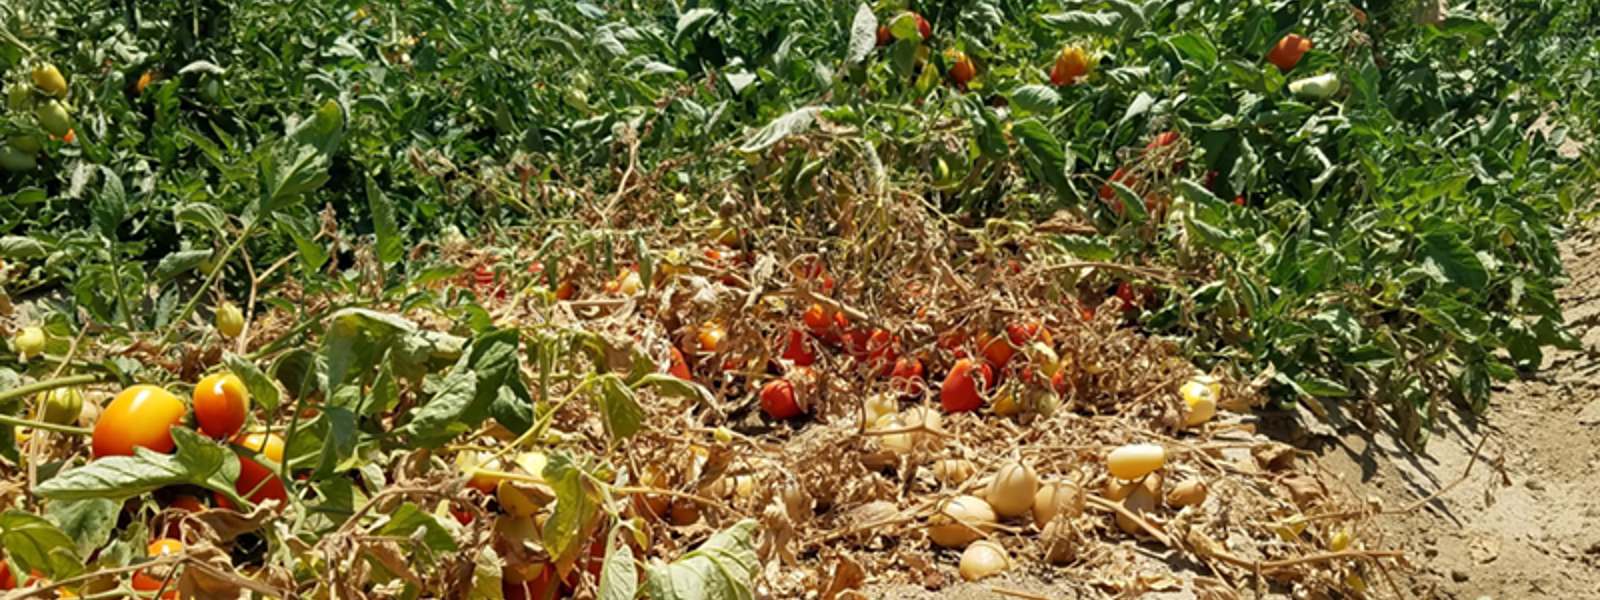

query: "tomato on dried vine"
xmin=132 ymin=539 xmax=183 ymax=600
xmin=226 ymin=432 xmax=288 ymax=509
xmin=941 ymin=359 xmax=992 ymax=413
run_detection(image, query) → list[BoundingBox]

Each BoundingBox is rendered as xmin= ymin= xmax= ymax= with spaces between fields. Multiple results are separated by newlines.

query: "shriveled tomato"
xmin=941 ymin=359 xmax=992 ymax=413
xmin=1050 ymin=47 xmax=1092 ymax=86
xmin=1116 ymin=281 xmax=1139 ymax=312
xmin=1267 ymin=34 xmax=1312 ymax=71
xmin=937 ymin=330 xmax=971 ymax=360
xmin=227 ymin=432 xmax=288 ymax=509
xmin=92 ymin=386 xmax=187 ymax=458
xmin=779 ymin=329 xmax=816 ymax=367
xmin=946 ymin=50 xmax=975 ymax=88
xmin=132 ymin=539 xmax=183 ymax=600
xmin=841 ymin=329 xmax=872 ymax=361
xmin=668 ymin=347 xmax=692 ymax=379
xmin=194 ymin=373 xmax=250 ymax=440
xmin=890 ymin=357 xmax=926 ymax=398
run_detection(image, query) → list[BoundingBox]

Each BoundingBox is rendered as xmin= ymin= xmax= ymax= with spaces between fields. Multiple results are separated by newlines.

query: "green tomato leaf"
xmin=644 ymin=520 xmax=759 ymax=600
xmin=34 ymin=427 xmax=236 ymax=502
xmin=44 ymin=499 xmax=117 ymax=559
xmin=543 ymin=450 xmax=601 ymax=573
xmin=152 ymin=249 xmax=214 ymax=281
xmin=224 ymin=352 xmax=282 ymax=415
xmin=0 ymin=511 xmax=82 ymax=581
xmin=1011 ymin=119 xmax=1073 ymax=201
xmin=367 ymin=176 xmax=403 ymax=265
xmin=598 ymin=374 xmax=644 ymax=441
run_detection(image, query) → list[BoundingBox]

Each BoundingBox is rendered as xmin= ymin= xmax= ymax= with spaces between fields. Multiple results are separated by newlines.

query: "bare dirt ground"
xmin=1315 ymin=221 xmax=1600 ymax=600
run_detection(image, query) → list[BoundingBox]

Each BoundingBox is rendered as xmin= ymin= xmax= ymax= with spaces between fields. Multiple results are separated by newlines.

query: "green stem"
xmin=157 ymin=221 xmax=258 ymax=349
xmin=0 ymin=414 xmax=93 ymax=436
xmin=0 ymin=373 xmax=112 ymax=406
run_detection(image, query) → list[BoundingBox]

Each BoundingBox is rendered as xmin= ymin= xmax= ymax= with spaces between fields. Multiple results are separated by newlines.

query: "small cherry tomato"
xmin=92 ymin=386 xmax=187 ymax=458
xmin=667 ymin=347 xmax=692 ymax=379
xmin=761 ymin=378 xmax=802 ymax=420
xmin=779 ymin=329 xmax=816 ymax=367
xmin=890 ymin=357 xmax=925 ymax=398
xmin=194 ymin=373 xmax=250 ymax=440
xmin=216 ymin=303 xmax=245 ymax=338
xmin=864 ymin=330 xmax=898 ymax=376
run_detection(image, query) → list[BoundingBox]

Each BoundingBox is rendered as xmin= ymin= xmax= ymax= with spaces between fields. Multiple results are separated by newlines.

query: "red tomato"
xmin=946 ymin=50 xmax=975 ymax=87
xmin=779 ymin=329 xmax=816 ymax=367
xmin=1204 ymin=171 xmax=1220 ymax=191
xmin=224 ymin=433 xmax=288 ymax=509
xmin=941 ymin=359 xmax=991 ymax=413
xmin=668 ymin=347 xmax=692 ymax=379
xmin=1267 ymin=34 xmax=1312 ymax=71
xmin=841 ymin=329 xmax=872 ymax=361
xmin=1233 ymin=195 xmax=1246 ymax=207
xmin=92 ymin=385 xmax=187 ymax=459
xmin=1099 ymin=167 xmax=1137 ymax=212
xmin=977 ymin=332 xmax=1014 ymax=370
xmin=162 ymin=496 xmax=206 ymax=539
xmin=1116 ymin=282 xmax=1138 ymax=312
xmin=864 ymin=330 xmax=898 ymax=376
xmin=554 ymin=280 xmax=576 ymax=300
xmin=132 ymin=539 xmax=183 ymax=600
xmin=760 ymin=380 xmax=802 ymax=419
xmin=913 ymin=12 xmax=931 ymax=40
xmin=890 ymin=357 xmax=925 ymax=398
xmin=937 ymin=330 xmax=971 ymax=360
xmin=194 ymin=373 xmax=250 ymax=440
xmin=1145 ymin=132 xmax=1180 ymax=150
xmin=876 ymin=25 xmax=892 ymax=47
xmin=0 ymin=561 xmax=14 ymax=590
xmin=1006 ymin=319 xmax=1052 ymax=348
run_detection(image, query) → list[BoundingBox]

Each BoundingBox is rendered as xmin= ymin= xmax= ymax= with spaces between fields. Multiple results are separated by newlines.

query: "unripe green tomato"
xmin=0 ymin=146 xmax=36 ymax=173
xmin=38 ymin=387 xmax=84 ymax=425
xmin=7 ymin=84 xmax=32 ymax=111
xmin=572 ymin=72 xmax=592 ymax=92
xmin=14 ymin=326 xmax=46 ymax=359
xmin=563 ymin=88 xmax=589 ymax=112
xmin=216 ymin=303 xmax=245 ymax=338
xmin=199 ymin=76 xmax=221 ymax=104
xmin=10 ymin=135 xmax=41 ymax=155
xmin=36 ymin=101 xmax=72 ymax=137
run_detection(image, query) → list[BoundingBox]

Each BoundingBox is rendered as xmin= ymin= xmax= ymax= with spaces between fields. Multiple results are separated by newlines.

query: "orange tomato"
xmin=92 ymin=386 xmax=187 ymax=459
xmin=194 ymin=373 xmax=250 ymax=440
xmin=802 ymin=304 xmax=831 ymax=334
xmin=668 ymin=347 xmax=692 ymax=379
xmin=977 ymin=331 xmax=1015 ymax=370
xmin=941 ymin=359 xmax=992 ymax=413
xmin=1050 ymin=47 xmax=1092 ymax=86
xmin=946 ymin=50 xmax=975 ymax=87
xmin=0 ymin=561 xmax=14 ymax=590
xmin=696 ymin=323 xmax=725 ymax=353
xmin=132 ymin=539 xmax=183 ymax=600
xmin=1145 ymin=132 xmax=1180 ymax=151
xmin=1267 ymin=34 xmax=1312 ymax=71
xmin=226 ymin=433 xmax=288 ymax=509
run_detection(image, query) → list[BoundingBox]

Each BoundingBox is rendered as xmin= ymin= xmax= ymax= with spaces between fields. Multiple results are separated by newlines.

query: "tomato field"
xmin=0 ymin=0 xmax=1596 ymax=598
